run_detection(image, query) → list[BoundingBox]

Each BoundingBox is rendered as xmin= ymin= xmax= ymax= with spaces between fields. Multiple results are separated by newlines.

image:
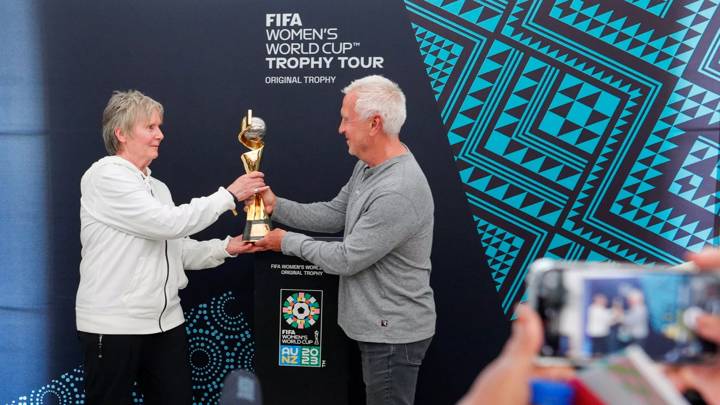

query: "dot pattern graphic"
xmin=7 ymin=292 xmax=255 ymax=404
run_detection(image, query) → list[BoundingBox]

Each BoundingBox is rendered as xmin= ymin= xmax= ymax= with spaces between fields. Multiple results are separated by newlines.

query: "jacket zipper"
xmin=97 ymin=334 xmax=103 ymax=358
xmin=149 ymin=184 xmax=170 ymax=333
xmin=158 ymin=240 xmax=169 ymax=332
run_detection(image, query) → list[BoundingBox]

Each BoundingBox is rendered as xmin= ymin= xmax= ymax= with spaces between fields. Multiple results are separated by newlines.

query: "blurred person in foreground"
xmin=666 ymin=248 xmax=720 ymax=405
xmin=76 ymin=90 xmax=266 ymax=404
xmin=460 ymin=247 xmax=720 ymax=405
xmin=457 ymin=304 xmax=550 ymax=405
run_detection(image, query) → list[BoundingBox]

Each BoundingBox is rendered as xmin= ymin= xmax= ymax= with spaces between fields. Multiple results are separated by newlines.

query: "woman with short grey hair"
xmin=76 ymin=90 xmax=266 ymax=404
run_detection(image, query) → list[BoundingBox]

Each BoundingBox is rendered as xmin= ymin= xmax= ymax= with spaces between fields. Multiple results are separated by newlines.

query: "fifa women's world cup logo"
xmin=282 ymin=292 xmax=321 ymax=329
xmin=279 ymin=289 xmax=324 ymax=367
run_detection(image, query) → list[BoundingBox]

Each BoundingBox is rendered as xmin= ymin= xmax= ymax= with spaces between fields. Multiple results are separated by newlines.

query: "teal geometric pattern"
xmin=612 ymin=78 xmax=720 ymax=252
xmin=403 ymin=0 xmax=720 ymax=314
xmin=669 ymin=136 xmax=720 ymax=214
xmin=623 ymin=0 xmax=675 ymax=18
xmin=411 ymin=23 xmax=463 ymax=99
xmin=422 ymin=0 xmax=505 ymax=32
xmin=539 ymin=74 xmax=620 ymax=154
xmin=475 ymin=215 xmax=524 ymax=291
xmin=6 ymin=292 xmax=255 ymax=404
xmin=700 ymin=26 xmax=720 ymax=80
xmin=549 ymin=0 xmax=712 ymax=75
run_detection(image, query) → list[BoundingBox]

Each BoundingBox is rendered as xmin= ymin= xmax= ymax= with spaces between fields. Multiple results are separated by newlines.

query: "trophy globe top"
xmin=239 ymin=117 xmax=266 ymax=150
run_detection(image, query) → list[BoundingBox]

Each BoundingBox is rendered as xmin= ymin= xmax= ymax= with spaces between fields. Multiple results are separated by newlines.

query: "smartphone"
xmin=527 ymin=258 xmax=720 ymax=364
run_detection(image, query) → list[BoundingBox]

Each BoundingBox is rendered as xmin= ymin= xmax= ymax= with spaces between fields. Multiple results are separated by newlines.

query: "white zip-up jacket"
xmin=76 ymin=156 xmax=237 ymax=334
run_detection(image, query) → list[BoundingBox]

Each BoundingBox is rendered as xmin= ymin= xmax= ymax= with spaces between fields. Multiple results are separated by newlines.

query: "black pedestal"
xmin=253 ymin=250 xmax=363 ymax=405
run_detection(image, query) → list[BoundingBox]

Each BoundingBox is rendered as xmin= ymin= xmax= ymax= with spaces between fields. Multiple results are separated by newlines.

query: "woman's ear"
xmin=114 ymin=127 xmax=126 ymax=144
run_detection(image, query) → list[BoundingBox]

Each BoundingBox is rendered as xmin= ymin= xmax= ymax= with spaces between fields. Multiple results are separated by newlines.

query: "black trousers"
xmin=78 ymin=324 xmax=193 ymax=405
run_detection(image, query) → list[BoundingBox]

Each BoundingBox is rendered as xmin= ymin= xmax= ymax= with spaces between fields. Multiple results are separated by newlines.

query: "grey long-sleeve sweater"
xmin=276 ymin=151 xmax=436 ymax=344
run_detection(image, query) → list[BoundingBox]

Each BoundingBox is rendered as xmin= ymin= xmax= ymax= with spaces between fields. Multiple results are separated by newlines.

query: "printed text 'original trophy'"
xmin=237 ymin=110 xmax=271 ymax=241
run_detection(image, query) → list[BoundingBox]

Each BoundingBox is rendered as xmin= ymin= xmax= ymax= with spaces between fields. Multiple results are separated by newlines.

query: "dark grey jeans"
xmin=357 ymin=337 xmax=432 ymax=405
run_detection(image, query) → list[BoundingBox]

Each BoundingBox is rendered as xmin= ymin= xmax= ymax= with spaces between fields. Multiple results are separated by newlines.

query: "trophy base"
xmin=243 ymin=217 xmax=272 ymax=242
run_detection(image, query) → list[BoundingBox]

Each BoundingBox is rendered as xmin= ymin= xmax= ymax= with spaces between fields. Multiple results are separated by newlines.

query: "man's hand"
xmin=226 ymin=235 xmax=267 ymax=255
xmin=255 ymin=228 xmax=286 ymax=252
xmin=227 ymin=172 xmax=268 ymax=202
xmin=246 ymin=187 xmax=277 ymax=215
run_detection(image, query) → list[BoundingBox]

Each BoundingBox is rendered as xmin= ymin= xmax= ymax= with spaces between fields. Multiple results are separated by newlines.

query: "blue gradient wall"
xmin=0 ymin=0 xmax=49 ymax=398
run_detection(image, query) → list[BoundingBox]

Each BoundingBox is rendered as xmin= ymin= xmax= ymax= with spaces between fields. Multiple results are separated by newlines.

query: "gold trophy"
xmin=237 ymin=109 xmax=271 ymax=241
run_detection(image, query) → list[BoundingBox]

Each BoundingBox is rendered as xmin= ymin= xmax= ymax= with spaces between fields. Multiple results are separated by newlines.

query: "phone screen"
xmin=531 ymin=262 xmax=720 ymax=363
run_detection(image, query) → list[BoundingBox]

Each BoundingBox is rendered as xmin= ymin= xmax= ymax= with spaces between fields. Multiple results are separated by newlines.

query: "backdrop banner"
xmin=1 ymin=0 xmax=718 ymax=403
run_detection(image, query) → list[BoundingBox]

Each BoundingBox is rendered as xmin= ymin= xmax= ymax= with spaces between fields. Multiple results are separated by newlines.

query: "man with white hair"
xmin=620 ymin=289 xmax=649 ymax=346
xmin=256 ymin=75 xmax=436 ymax=405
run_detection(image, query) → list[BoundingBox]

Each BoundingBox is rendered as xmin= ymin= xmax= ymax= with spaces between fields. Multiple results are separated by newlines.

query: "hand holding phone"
xmin=526 ymin=259 xmax=720 ymax=364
